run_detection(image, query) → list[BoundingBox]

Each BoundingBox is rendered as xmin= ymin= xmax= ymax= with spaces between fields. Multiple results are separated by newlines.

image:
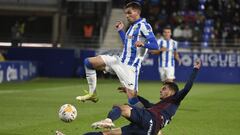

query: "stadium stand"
xmin=102 ymin=9 xmax=127 ymax=49
xmin=144 ymin=0 xmax=240 ymax=48
xmin=0 ymin=0 xmax=239 ymax=48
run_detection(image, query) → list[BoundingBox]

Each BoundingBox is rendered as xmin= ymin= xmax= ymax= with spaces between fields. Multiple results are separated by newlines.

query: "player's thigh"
xmin=100 ymin=55 xmax=138 ymax=91
xmin=128 ymin=106 xmax=155 ymax=130
xmin=121 ymin=124 xmax=146 ymax=135
xmin=112 ymin=63 xmax=137 ymax=91
xmin=88 ymin=56 xmax=106 ymax=70
xmin=121 ymin=122 xmax=155 ymax=135
xmin=118 ymin=105 xmax=132 ymax=118
xmin=100 ymin=55 xmax=118 ymax=66
xmin=99 ymin=55 xmax=119 ymax=72
xmin=166 ymin=67 xmax=175 ymax=79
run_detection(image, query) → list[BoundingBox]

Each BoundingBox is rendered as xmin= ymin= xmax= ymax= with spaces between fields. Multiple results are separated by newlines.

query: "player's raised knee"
xmin=84 ymin=58 xmax=94 ymax=69
xmin=118 ymin=105 xmax=131 ymax=117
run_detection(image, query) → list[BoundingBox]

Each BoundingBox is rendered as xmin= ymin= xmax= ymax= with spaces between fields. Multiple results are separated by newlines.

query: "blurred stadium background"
xmin=0 ymin=0 xmax=240 ymax=135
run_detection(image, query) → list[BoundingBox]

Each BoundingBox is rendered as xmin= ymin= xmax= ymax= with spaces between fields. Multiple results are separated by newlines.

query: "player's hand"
xmin=115 ymin=21 xmax=124 ymax=31
xmin=117 ymin=87 xmax=136 ymax=98
xmin=194 ymin=59 xmax=201 ymax=69
xmin=148 ymin=50 xmax=160 ymax=55
xmin=135 ymin=41 xmax=144 ymax=47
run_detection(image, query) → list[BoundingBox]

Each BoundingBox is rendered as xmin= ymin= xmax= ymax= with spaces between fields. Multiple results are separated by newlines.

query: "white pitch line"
xmin=0 ymin=85 xmax=81 ymax=94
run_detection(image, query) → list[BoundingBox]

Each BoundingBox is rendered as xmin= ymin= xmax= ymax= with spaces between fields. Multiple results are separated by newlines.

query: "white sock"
xmin=85 ymin=66 xmax=97 ymax=94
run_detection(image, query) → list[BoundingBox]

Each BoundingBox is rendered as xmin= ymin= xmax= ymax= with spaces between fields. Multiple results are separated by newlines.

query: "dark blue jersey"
xmin=138 ymin=68 xmax=199 ymax=131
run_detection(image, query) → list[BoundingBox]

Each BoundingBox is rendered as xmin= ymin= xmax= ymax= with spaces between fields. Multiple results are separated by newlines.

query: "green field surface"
xmin=0 ymin=78 xmax=240 ymax=135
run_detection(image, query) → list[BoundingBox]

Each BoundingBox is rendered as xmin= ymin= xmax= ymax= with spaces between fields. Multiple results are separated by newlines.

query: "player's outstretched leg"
xmin=91 ymin=105 xmax=123 ymax=129
xmin=76 ymin=58 xmax=99 ymax=103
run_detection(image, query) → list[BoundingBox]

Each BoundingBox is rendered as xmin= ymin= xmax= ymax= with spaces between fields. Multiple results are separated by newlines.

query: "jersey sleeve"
xmin=174 ymin=68 xmax=199 ymax=102
xmin=140 ymin=23 xmax=158 ymax=50
xmin=137 ymin=95 xmax=154 ymax=108
xmin=118 ymin=30 xmax=125 ymax=44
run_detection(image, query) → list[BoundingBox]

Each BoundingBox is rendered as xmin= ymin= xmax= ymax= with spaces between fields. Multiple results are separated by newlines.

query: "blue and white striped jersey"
xmin=119 ymin=18 xmax=158 ymax=69
xmin=158 ymin=38 xmax=178 ymax=67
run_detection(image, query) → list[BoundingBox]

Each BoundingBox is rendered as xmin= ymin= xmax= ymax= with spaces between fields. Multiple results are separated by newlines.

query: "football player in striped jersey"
xmin=150 ymin=26 xmax=181 ymax=82
xmin=76 ymin=1 xmax=158 ymax=107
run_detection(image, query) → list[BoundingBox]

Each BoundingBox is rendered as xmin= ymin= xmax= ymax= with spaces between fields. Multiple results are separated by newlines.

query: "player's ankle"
xmin=128 ymin=97 xmax=139 ymax=105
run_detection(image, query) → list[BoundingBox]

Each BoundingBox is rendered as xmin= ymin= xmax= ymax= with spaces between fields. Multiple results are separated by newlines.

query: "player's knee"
xmin=115 ymin=105 xmax=126 ymax=111
xmin=118 ymin=105 xmax=131 ymax=117
xmin=84 ymin=58 xmax=94 ymax=69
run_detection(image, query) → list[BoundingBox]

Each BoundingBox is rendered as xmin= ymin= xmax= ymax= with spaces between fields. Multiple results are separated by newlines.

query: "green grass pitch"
xmin=0 ymin=78 xmax=240 ymax=135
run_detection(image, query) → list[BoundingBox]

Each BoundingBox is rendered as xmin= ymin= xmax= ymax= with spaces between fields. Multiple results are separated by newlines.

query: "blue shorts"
xmin=121 ymin=106 xmax=156 ymax=135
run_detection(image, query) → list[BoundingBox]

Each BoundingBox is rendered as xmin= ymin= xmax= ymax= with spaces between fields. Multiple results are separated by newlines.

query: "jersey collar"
xmin=133 ymin=18 xmax=142 ymax=25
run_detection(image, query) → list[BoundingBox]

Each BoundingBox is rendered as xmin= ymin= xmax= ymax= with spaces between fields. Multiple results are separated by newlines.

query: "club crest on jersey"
xmin=133 ymin=25 xmax=140 ymax=31
xmin=133 ymin=26 xmax=137 ymax=31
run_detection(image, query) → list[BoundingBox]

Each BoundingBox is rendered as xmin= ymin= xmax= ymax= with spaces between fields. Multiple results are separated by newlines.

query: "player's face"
xmin=160 ymin=85 xmax=174 ymax=99
xmin=124 ymin=7 xmax=140 ymax=23
xmin=163 ymin=29 xmax=171 ymax=40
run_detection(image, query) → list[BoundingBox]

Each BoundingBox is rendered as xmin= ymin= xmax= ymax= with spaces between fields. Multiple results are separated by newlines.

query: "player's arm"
xmin=115 ymin=21 xmax=125 ymax=44
xmin=149 ymin=47 xmax=167 ymax=55
xmin=174 ymin=51 xmax=181 ymax=65
xmin=135 ymin=24 xmax=158 ymax=50
xmin=173 ymin=42 xmax=181 ymax=65
xmin=175 ymin=60 xmax=201 ymax=102
xmin=149 ymin=40 xmax=167 ymax=55
xmin=143 ymin=33 xmax=159 ymax=50
xmin=117 ymin=87 xmax=154 ymax=108
xmin=137 ymin=95 xmax=154 ymax=108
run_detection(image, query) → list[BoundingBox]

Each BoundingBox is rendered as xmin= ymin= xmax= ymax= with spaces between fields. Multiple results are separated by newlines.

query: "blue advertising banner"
xmin=0 ymin=61 xmax=38 ymax=83
xmin=140 ymin=51 xmax=240 ymax=83
xmin=1 ymin=47 xmax=239 ymax=83
xmin=3 ymin=47 xmax=75 ymax=77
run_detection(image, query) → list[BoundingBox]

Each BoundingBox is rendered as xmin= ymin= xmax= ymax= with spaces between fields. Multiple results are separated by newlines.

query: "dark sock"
xmin=83 ymin=132 xmax=103 ymax=135
xmin=107 ymin=106 xmax=121 ymax=121
xmin=128 ymin=97 xmax=139 ymax=105
xmin=128 ymin=97 xmax=144 ymax=108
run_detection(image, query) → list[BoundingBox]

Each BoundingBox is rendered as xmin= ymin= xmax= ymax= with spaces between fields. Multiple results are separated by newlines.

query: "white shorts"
xmin=100 ymin=55 xmax=139 ymax=91
xmin=159 ymin=67 xmax=175 ymax=82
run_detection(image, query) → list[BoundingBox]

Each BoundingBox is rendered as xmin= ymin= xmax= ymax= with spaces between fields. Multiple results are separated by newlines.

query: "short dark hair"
xmin=164 ymin=82 xmax=179 ymax=93
xmin=163 ymin=25 xmax=172 ymax=31
xmin=124 ymin=1 xmax=142 ymax=11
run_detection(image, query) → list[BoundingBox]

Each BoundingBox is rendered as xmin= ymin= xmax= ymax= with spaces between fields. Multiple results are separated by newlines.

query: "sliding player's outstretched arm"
xmin=137 ymin=95 xmax=154 ymax=108
xmin=117 ymin=87 xmax=154 ymax=108
xmin=175 ymin=60 xmax=201 ymax=102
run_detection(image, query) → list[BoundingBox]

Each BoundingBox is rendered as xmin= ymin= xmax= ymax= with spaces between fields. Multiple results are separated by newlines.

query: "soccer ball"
xmin=58 ymin=104 xmax=77 ymax=122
